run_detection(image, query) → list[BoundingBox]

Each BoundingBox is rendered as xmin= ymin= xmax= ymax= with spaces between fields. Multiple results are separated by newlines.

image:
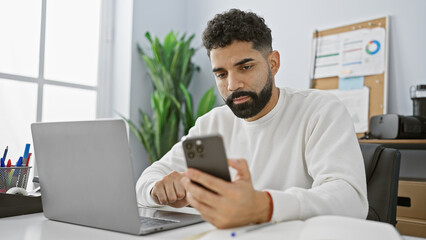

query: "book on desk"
xmin=192 ymin=215 xmax=402 ymax=240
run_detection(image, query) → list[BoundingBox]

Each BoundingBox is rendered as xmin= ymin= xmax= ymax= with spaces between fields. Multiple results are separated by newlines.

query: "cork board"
xmin=310 ymin=17 xmax=388 ymax=137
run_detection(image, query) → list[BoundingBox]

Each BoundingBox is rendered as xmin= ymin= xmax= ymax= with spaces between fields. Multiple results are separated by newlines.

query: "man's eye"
xmin=216 ymin=73 xmax=226 ymax=78
xmin=242 ymin=65 xmax=252 ymax=70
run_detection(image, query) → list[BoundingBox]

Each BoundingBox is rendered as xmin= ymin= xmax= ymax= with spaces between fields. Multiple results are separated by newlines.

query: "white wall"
xmin=185 ymin=0 xmax=426 ymax=116
xmin=120 ymin=0 xmax=426 ymax=178
xmin=183 ymin=0 xmax=426 ymax=179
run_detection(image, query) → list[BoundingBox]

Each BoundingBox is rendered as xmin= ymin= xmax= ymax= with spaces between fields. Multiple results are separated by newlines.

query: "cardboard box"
xmin=397 ymin=180 xmax=426 ymax=220
xmin=396 ymin=217 xmax=426 ymax=238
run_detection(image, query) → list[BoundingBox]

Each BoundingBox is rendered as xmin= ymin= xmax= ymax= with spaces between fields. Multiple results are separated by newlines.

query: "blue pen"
xmin=16 ymin=157 xmax=23 ymax=167
xmin=230 ymin=222 xmax=274 ymax=237
xmin=0 ymin=158 xmax=5 ymax=192
xmin=23 ymin=144 xmax=30 ymax=166
xmin=2 ymin=146 xmax=7 ymax=161
xmin=24 ymin=144 xmax=30 ymax=158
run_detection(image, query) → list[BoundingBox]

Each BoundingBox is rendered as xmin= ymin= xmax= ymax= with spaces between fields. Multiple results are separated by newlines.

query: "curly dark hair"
xmin=202 ymin=9 xmax=272 ymax=57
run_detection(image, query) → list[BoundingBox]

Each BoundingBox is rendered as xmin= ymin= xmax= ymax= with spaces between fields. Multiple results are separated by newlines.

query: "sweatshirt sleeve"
xmin=266 ymin=96 xmax=368 ymax=222
xmin=135 ymin=142 xmax=187 ymax=207
xmin=135 ymin=120 xmax=202 ymax=207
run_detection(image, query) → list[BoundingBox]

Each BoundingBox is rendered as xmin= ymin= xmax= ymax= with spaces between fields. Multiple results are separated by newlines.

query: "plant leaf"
xmin=179 ymin=83 xmax=195 ymax=134
xmin=133 ymin=31 xmax=216 ymax=163
xmin=145 ymin=32 xmax=153 ymax=44
xmin=196 ymin=87 xmax=216 ymax=118
xmin=152 ymin=36 xmax=164 ymax=66
xmin=163 ymin=31 xmax=177 ymax=67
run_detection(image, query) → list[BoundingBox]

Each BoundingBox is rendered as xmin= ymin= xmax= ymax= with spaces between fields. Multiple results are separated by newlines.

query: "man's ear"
xmin=268 ymin=50 xmax=280 ymax=75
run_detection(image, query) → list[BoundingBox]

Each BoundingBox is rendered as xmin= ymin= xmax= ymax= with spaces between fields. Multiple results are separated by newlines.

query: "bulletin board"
xmin=310 ymin=17 xmax=389 ymax=137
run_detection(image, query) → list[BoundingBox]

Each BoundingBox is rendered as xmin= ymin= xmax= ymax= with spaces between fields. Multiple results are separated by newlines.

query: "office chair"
xmin=359 ymin=143 xmax=401 ymax=226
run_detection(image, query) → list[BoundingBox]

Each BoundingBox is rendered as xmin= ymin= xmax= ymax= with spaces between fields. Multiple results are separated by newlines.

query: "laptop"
xmin=31 ymin=119 xmax=203 ymax=235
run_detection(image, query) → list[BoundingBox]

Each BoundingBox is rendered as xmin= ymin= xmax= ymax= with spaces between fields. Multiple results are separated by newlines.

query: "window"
xmin=0 ymin=0 xmax=112 ymax=187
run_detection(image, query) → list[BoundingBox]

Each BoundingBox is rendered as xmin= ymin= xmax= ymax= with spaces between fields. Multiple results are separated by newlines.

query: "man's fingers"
xmin=168 ymin=171 xmax=186 ymax=201
xmin=151 ymin=171 xmax=187 ymax=205
xmin=184 ymin=179 xmax=221 ymax=207
xmin=164 ymin=184 xmax=178 ymax=203
xmin=186 ymin=191 xmax=216 ymax=218
xmin=186 ymin=168 xmax=228 ymax=194
xmin=152 ymin=182 xmax=167 ymax=205
xmin=173 ymin=180 xmax=186 ymax=200
xmin=228 ymin=158 xmax=251 ymax=180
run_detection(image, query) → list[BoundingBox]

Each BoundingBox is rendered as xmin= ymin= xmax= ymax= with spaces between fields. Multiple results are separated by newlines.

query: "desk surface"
xmin=1 ymin=211 xmax=425 ymax=240
xmin=1 ymin=212 xmax=214 ymax=240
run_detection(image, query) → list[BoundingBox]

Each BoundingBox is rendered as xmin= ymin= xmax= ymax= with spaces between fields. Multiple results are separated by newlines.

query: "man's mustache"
xmin=225 ymin=91 xmax=258 ymax=105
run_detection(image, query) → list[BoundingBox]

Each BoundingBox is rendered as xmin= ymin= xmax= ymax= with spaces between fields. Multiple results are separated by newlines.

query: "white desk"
xmin=1 ymin=211 xmax=424 ymax=240
xmin=0 ymin=212 xmax=214 ymax=240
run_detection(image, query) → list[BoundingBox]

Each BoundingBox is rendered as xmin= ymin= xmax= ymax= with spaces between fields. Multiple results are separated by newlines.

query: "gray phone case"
xmin=183 ymin=135 xmax=231 ymax=182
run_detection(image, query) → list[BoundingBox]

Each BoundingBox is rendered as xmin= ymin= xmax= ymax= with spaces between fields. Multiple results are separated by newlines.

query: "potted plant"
xmin=125 ymin=31 xmax=216 ymax=163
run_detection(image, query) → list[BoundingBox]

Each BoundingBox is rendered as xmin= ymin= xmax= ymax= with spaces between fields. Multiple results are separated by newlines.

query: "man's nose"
xmin=227 ymin=73 xmax=244 ymax=91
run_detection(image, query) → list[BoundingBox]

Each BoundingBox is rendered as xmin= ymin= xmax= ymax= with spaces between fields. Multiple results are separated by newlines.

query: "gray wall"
xmin=121 ymin=0 xmax=426 ymax=179
xmin=112 ymin=0 xmax=187 ymax=179
xmin=185 ymin=0 xmax=426 ymax=115
xmin=128 ymin=0 xmax=187 ymax=179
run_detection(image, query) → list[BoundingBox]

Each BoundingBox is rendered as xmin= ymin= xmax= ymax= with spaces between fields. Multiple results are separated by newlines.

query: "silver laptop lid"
xmin=31 ymin=119 xmax=141 ymax=234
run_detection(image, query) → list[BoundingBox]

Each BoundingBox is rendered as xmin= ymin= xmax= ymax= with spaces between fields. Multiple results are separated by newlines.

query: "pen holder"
xmin=0 ymin=166 xmax=32 ymax=193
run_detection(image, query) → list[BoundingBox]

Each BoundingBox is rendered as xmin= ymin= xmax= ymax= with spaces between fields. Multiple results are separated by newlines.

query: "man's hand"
xmin=181 ymin=159 xmax=271 ymax=229
xmin=151 ymin=171 xmax=188 ymax=208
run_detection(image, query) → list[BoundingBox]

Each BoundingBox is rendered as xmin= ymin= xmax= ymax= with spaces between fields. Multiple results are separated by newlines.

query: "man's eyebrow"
xmin=234 ymin=58 xmax=254 ymax=66
xmin=212 ymin=58 xmax=255 ymax=73
xmin=212 ymin=67 xmax=225 ymax=73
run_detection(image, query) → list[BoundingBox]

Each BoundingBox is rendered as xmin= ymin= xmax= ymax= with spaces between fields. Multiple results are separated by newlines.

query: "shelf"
xmin=359 ymin=139 xmax=426 ymax=144
xmin=359 ymin=139 xmax=426 ymax=150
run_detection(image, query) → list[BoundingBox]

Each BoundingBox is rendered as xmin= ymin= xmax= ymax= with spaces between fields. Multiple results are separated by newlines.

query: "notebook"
xmin=31 ymin=119 xmax=203 ymax=235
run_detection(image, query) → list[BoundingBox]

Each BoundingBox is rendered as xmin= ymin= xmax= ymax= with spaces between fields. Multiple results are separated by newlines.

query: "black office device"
xmin=410 ymin=84 xmax=426 ymax=117
xmin=370 ymin=114 xmax=426 ymax=139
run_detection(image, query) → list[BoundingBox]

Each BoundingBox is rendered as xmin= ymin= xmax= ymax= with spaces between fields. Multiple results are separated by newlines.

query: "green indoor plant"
xmin=125 ymin=31 xmax=216 ymax=163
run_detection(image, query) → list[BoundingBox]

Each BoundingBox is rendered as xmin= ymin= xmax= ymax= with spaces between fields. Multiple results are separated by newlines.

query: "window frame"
xmin=0 ymin=0 xmax=114 ymax=121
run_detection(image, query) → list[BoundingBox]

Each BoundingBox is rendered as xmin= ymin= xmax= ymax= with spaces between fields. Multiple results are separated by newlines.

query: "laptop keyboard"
xmin=140 ymin=217 xmax=180 ymax=227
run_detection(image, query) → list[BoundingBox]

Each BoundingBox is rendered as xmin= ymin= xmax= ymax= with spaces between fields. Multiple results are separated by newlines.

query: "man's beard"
xmin=224 ymin=70 xmax=273 ymax=119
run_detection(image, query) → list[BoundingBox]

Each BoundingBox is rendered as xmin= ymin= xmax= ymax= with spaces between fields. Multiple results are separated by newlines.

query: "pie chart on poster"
xmin=366 ymin=40 xmax=381 ymax=55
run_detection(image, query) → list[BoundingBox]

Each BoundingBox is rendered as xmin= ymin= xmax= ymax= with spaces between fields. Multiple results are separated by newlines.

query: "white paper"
xmin=339 ymin=29 xmax=369 ymax=76
xmin=326 ymin=87 xmax=370 ymax=133
xmin=312 ymin=28 xmax=386 ymax=79
xmin=362 ymin=27 xmax=386 ymax=75
xmin=312 ymin=34 xmax=341 ymax=78
xmin=340 ymin=28 xmax=385 ymax=77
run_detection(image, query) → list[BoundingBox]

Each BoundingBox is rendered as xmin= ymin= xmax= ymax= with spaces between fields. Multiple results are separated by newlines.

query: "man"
xmin=136 ymin=9 xmax=368 ymax=229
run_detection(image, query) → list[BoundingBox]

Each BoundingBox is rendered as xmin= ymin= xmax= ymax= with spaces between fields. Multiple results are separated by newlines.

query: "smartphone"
xmin=182 ymin=135 xmax=231 ymax=188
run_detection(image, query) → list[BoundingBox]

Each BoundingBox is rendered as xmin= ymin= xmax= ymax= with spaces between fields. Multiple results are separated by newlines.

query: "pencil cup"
xmin=0 ymin=166 xmax=32 ymax=193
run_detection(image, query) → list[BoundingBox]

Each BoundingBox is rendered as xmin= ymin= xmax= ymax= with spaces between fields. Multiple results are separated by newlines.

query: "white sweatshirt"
xmin=136 ymin=87 xmax=369 ymax=222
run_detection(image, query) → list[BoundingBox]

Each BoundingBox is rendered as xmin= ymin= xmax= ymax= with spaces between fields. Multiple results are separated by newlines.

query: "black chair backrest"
xmin=359 ymin=143 xmax=401 ymax=225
